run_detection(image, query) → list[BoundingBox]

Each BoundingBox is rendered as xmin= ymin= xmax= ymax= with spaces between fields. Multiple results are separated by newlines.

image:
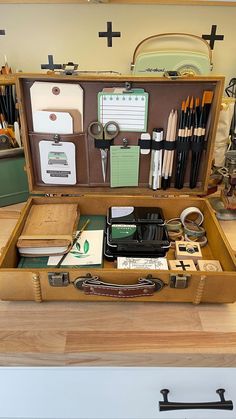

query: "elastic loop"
xmin=138 ymin=139 xmax=151 ymax=149
xmin=152 ymin=140 xmax=164 ymax=150
xmin=95 ymin=138 xmax=111 ymax=148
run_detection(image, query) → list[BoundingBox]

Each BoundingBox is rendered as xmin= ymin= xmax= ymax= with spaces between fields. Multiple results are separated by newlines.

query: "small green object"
xmin=111 ymin=224 xmax=136 ymax=239
xmin=110 ymin=146 xmax=140 ymax=188
xmin=0 ymin=152 xmax=29 ymax=207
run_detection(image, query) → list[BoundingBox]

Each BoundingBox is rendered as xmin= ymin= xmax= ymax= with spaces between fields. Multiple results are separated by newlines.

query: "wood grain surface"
xmin=0 ymin=300 xmax=235 ymax=366
xmin=0 ymin=203 xmax=236 ymax=367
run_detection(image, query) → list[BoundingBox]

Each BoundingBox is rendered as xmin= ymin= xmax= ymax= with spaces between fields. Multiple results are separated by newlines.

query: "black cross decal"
xmin=99 ymin=22 xmax=121 ymax=47
xmin=41 ymin=55 xmax=62 ymax=71
xmin=0 ymin=29 xmax=5 ymax=36
xmin=176 ymin=261 xmax=190 ymax=271
xmin=202 ymin=25 xmax=224 ymax=50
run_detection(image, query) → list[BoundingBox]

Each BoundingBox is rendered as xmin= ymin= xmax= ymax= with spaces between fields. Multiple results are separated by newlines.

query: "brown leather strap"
xmin=74 ymin=276 xmax=164 ymax=298
xmin=131 ymin=33 xmax=213 ymax=70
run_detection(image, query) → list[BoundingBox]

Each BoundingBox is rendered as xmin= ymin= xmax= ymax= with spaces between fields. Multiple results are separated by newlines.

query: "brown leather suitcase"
xmin=0 ymin=73 xmax=235 ymax=304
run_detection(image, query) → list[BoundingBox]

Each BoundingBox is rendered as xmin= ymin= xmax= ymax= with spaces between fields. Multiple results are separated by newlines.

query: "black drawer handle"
xmin=159 ymin=388 xmax=233 ymax=411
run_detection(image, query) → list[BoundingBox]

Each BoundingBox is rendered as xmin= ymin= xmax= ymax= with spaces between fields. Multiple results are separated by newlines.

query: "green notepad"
xmin=110 ymin=146 xmax=140 ymax=188
xmin=18 ymin=215 xmax=106 ymax=269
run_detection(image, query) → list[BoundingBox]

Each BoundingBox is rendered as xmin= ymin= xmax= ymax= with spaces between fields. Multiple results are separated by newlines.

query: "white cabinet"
xmin=0 ymin=367 xmax=235 ymax=419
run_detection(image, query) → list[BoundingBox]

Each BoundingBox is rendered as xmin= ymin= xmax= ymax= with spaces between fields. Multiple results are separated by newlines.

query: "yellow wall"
xmin=0 ymin=3 xmax=235 ymax=85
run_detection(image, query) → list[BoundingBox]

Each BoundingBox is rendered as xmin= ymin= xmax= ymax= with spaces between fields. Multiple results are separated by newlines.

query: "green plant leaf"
xmin=83 ymin=240 xmax=89 ymax=254
xmin=75 ymin=254 xmax=89 ymax=259
xmin=76 ymin=242 xmax=81 ymax=252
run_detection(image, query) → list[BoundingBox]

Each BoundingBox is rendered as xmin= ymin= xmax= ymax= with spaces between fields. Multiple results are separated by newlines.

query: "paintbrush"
xmin=189 ymin=91 xmax=214 ymax=188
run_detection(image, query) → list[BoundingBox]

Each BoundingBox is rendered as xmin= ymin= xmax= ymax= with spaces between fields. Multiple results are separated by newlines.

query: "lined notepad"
xmin=110 ymin=146 xmax=140 ymax=187
xmin=98 ymin=89 xmax=148 ymax=132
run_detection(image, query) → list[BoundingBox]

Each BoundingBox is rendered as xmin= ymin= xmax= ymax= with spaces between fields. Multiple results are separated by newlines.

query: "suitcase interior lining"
xmin=20 ymin=77 xmax=220 ymax=195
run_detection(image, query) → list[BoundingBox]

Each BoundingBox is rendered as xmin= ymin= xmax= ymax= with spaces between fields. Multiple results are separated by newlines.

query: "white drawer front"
xmin=0 ymin=367 xmax=235 ymax=419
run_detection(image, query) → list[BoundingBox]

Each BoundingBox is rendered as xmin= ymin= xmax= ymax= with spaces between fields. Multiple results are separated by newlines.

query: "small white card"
xmin=48 ymin=230 xmax=104 ymax=266
xmin=117 ymin=257 xmax=168 ymax=270
xmin=33 ymin=110 xmax=73 ymax=134
xmin=39 ymin=140 xmax=76 ymax=185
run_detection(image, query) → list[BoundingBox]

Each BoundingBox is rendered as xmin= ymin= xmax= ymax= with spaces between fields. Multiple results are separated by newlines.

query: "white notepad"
xmin=98 ymin=89 xmax=148 ymax=132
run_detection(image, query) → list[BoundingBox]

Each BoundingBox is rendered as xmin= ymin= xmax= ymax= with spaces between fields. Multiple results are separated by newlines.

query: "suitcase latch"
xmin=170 ymin=274 xmax=190 ymax=289
xmin=48 ymin=272 xmax=70 ymax=287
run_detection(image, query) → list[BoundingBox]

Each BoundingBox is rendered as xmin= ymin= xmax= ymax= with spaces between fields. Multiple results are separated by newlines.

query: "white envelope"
xmin=33 ymin=111 xmax=73 ymax=134
xmin=30 ymin=81 xmax=83 ymax=130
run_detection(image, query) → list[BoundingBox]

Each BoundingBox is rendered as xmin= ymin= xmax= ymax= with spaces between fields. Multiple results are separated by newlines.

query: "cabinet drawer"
xmin=0 ymin=367 xmax=235 ymax=419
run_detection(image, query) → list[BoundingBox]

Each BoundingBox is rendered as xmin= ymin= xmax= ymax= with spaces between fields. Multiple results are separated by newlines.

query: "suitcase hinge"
xmin=48 ymin=272 xmax=70 ymax=287
xmin=170 ymin=274 xmax=190 ymax=289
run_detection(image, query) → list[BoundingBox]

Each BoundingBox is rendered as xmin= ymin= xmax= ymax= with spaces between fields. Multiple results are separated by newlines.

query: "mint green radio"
xmin=131 ymin=33 xmax=213 ymax=76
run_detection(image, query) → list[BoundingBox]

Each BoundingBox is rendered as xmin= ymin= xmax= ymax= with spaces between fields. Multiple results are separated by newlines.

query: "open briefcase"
xmin=0 ymin=73 xmax=235 ymax=304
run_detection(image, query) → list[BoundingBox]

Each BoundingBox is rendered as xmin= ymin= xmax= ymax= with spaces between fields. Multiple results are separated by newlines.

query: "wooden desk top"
xmin=0 ymin=203 xmax=236 ymax=367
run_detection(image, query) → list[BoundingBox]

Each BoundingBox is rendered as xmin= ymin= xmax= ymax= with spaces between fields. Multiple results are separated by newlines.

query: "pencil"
xmin=168 ymin=110 xmax=178 ymax=181
xmin=162 ymin=110 xmax=174 ymax=184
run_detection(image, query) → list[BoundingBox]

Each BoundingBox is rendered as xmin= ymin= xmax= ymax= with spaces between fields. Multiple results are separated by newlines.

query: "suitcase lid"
xmin=15 ymin=73 xmax=224 ymax=198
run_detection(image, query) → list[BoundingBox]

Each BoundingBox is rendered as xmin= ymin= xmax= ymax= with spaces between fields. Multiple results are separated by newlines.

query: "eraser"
xmin=140 ymin=133 xmax=151 ymax=155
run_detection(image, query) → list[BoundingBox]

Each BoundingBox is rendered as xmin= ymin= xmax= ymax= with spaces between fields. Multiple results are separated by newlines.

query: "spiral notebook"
xmin=98 ymin=88 xmax=149 ymax=132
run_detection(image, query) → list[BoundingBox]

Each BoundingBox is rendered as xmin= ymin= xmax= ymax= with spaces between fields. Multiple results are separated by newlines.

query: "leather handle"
xmin=131 ymin=32 xmax=213 ymax=70
xmin=73 ymin=275 xmax=165 ymax=298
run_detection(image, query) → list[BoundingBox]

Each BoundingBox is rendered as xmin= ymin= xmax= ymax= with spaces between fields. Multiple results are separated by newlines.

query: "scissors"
xmin=88 ymin=121 xmax=119 ymax=182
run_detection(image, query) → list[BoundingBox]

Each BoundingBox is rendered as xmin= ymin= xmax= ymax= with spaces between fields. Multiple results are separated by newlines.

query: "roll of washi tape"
xmin=168 ymin=229 xmax=184 ymax=241
xmin=170 ymin=235 xmax=184 ymax=248
xmin=180 ymin=207 xmax=204 ymax=227
xmin=184 ymin=221 xmax=206 ymax=238
xmin=165 ymin=218 xmax=182 ymax=232
xmin=184 ymin=234 xmax=208 ymax=247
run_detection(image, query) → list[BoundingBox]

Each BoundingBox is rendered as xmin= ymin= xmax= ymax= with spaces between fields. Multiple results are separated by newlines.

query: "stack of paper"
xmin=17 ymin=203 xmax=79 ymax=256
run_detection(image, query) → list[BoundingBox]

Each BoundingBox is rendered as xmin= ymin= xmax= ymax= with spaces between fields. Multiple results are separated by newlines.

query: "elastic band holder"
xmin=95 ymin=139 xmax=112 ymax=149
xmin=138 ymin=138 xmax=151 ymax=149
xmin=163 ymin=141 xmax=176 ymax=151
xmin=152 ymin=140 xmax=164 ymax=150
xmin=176 ymin=141 xmax=191 ymax=151
xmin=191 ymin=142 xmax=204 ymax=152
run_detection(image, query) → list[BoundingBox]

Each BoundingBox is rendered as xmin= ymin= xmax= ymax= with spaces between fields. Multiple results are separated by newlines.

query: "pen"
xmin=149 ymin=128 xmax=163 ymax=190
xmin=56 ymin=219 xmax=90 ymax=268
